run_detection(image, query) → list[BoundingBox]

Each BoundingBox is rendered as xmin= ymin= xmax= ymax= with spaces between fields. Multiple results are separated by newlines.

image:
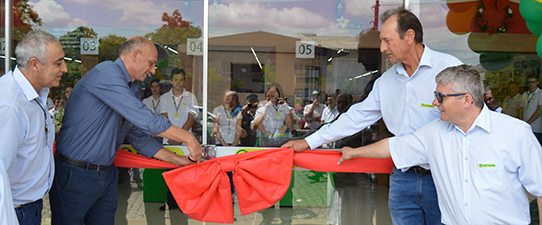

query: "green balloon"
xmin=537 ymin=36 xmax=542 ymax=59
xmin=520 ymin=0 xmax=542 ymax=23
xmin=527 ymin=21 xmax=542 ymax=36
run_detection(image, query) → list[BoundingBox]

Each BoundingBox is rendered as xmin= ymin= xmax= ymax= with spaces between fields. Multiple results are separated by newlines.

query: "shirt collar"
xmin=12 ymin=66 xmax=50 ymax=103
xmin=447 ymin=104 xmax=491 ymax=134
xmin=395 ymin=44 xmax=433 ymax=77
xmin=115 ymin=58 xmax=132 ymax=84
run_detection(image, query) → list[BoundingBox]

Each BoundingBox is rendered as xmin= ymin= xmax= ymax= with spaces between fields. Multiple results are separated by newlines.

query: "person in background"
xmin=252 ymin=85 xmax=292 ymax=139
xmin=237 ymin=94 xmax=259 ymax=146
xmin=49 ymin=95 xmax=65 ymax=133
xmin=483 ymin=80 xmax=501 ymax=112
xmin=283 ymin=7 xmax=462 ymax=224
xmin=159 ymin=68 xmax=199 ymax=145
xmin=212 ymin=91 xmax=243 ymax=146
xmin=51 ymin=36 xmax=203 ymax=225
xmin=338 ymin=65 xmax=542 ymax=224
xmin=522 ymin=73 xmax=542 ymax=145
xmin=0 ymin=30 xmax=67 ymax=225
xmin=321 ymin=93 xmax=338 ymax=124
xmin=502 ymin=81 xmax=523 ymax=118
xmin=157 ymin=68 xmax=199 ymax=212
xmin=62 ymin=85 xmax=73 ymax=106
xmin=304 ymin=90 xmax=325 ymax=130
xmin=143 ymin=78 xmax=162 ymax=114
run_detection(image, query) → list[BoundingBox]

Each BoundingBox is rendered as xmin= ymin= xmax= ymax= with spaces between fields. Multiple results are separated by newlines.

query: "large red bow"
xmin=113 ymin=148 xmax=394 ymax=223
xmin=162 ymin=148 xmax=294 ymax=223
xmin=482 ymin=0 xmax=509 ymax=10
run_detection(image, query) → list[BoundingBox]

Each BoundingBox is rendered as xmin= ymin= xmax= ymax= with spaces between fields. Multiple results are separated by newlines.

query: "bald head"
xmin=119 ymin=36 xmax=155 ymax=57
xmin=119 ymin=36 xmax=158 ymax=82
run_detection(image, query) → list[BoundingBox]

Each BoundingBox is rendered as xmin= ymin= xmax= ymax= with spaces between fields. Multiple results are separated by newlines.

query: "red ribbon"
xmin=113 ymin=148 xmax=394 ymax=223
xmin=482 ymin=0 xmax=509 ymax=10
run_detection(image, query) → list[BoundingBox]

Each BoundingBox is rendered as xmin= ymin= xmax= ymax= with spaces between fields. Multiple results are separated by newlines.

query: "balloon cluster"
xmin=520 ymin=0 xmax=542 ymax=58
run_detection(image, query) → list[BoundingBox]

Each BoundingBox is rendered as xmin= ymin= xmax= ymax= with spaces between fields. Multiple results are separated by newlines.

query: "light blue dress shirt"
xmin=0 ymin=67 xmax=55 ymax=207
xmin=0 ymin=158 xmax=18 ymax=224
xmin=56 ymin=58 xmax=172 ymax=166
xmin=389 ymin=105 xmax=542 ymax=224
xmin=306 ymin=46 xmax=461 ymax=166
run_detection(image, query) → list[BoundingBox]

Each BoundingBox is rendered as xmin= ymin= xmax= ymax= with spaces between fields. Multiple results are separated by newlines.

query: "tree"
xmin=145 ymin=10 xmax=202 ymax=47
xmin=0 ymin=0 xmax=43 ymax=40
xmin=58 ymin=26 xmax=98 ymax=85
xmin=99 ymin=34 xmax=127 ymax=62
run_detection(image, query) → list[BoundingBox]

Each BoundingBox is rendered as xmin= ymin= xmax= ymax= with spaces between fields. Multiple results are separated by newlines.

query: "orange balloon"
xmin=447 ymin=4 xmax=478 ymax=34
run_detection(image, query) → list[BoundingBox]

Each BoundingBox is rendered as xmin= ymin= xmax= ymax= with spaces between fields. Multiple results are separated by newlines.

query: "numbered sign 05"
xmin=296 ymin=41 xmax=315 ymax=59
xmin=81 ymin=38 xmax=99 ymax=55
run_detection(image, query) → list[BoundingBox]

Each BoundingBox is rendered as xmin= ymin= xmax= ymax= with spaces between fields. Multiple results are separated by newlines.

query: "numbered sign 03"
xmin=81 ymin=38 xmax=99 ymax=55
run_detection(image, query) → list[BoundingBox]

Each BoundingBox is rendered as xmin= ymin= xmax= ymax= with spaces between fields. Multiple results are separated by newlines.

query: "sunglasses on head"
xmin=434 ymin=91 xmax=467 ymax=103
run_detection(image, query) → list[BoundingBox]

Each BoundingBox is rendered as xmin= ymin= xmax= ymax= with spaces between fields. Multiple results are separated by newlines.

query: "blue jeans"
xmin=15 ymin=199 xmax=43 ymax=225
xmin=50 ymin=158 xmax=118 ymax=225
xmin=388 ymin=166 xmax=442 ymax=225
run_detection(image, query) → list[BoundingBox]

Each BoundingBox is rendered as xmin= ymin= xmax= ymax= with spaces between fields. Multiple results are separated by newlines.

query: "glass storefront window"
xmin=2 ymin=0 xmax=540 ymax=224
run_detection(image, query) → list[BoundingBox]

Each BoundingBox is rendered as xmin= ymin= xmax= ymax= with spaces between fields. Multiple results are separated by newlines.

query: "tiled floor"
xmin=41 ymin=169 xmax=393 ymax=225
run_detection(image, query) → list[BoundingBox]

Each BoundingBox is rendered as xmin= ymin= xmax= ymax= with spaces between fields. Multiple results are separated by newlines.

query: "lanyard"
xmin=152 ymin=99 xmax=160 ymax=111
xmin=172 ymin=96 xmax=184 ymax=113
xmin=528 ymin=92 xmax=536 ymax=105
xmin=34 ymin=99 xmax=50 ymax=147
xmin=224 ymin=107 xmax=232 ymax=126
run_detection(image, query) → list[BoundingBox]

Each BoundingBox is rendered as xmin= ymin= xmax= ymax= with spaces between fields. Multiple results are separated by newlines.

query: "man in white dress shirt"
xmin=283 ymin=7 xmax=462 ymax=224
xmin=338 ymin=65 xmax=542 ymax=225
xmin=0 ymin=30 xmax=67 ymax=225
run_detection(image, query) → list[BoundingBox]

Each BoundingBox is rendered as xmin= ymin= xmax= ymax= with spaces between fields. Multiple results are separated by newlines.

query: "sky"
xmin=28 ymin=0 xmax=480 ymax=65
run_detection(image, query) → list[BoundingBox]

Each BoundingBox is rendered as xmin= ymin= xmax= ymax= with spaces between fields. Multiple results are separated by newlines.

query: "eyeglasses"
xmin=434 ymin=91 xmax=467 ymax=103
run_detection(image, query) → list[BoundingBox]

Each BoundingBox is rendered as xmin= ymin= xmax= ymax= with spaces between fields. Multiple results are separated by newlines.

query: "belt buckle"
xmin=96 ymin=165 xmax=102 ymax=171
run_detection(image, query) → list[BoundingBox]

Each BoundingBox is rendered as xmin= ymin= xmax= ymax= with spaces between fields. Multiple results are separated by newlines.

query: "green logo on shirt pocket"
xmin=420 ymin=103 xmax=435 ymax=108
xmin=478 ymin=163 xmax=496 ymax=168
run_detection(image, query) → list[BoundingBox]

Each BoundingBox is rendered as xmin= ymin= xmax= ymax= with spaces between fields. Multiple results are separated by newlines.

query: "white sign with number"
xmin=81 ymin=38 xmax=99 ymax=55
xmin=187 ymin=38 xmax=203 ymax=56
xmin=0 ymin=38 xmax=5 ymax=55
xmin=296 ymin=41 xmax=315 ymax=59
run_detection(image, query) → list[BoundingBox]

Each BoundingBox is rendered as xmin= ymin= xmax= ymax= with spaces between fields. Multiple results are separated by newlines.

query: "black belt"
xmin=408 ymin=166 xmax=431 ymax=175
xmin=15 ymin=199 xmax=42 ymax=209
xmin=57 ymin=154 xmax=110 ymax=171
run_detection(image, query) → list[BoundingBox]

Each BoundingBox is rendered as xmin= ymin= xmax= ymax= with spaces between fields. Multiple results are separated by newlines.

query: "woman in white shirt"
xmin=252 ymin=85 xmax=292 ymax=136
xmin=142 ymin=79 xmax=162 ymax=114
xmin=212 ymin=91 xmax=242 ymax=146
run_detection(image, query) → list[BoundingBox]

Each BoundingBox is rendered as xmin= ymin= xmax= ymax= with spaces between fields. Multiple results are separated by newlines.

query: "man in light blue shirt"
xmin=338 ymin=65 xmax=542 ymax=224
xmin=0 ymin=30 xmax=68 ymax=225
xmin=283 ymin=7 xmax=462 ymax=224
xmin=51 ymin=36 xmax=203 ymax=225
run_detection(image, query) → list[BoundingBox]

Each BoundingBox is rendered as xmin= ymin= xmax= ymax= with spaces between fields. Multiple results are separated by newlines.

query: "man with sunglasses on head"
xmin=283 ymin=7 xmax=462 ymax=224
xmin=337 ymin=65 xmax=542 ymax=224
xmin=522 ymin=73 xmax=542 ymax=145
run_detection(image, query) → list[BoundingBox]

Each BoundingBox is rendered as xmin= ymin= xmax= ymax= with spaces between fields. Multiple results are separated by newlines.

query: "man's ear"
xmin=405 ymin=29 xmax=416 ymax=44
xmin=28 ymin=58 xmax=41 ymax=72
xmin=464 ymin=94 xmax=474 ymax=108
xmin=132 ymin=49 xmax=141 ymax=62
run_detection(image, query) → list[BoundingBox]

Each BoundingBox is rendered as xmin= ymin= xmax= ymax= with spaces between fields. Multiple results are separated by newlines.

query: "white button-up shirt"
xmin=0 ymin=67 xmax=55 ymax=207
xmin=306 ymin=46 xmax=462 ymax=170
xmin=390 ymin=106 xmax=542 ymax=224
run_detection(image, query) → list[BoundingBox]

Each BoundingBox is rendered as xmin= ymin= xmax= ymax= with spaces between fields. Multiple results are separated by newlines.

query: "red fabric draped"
xmin=162 ymin=148 xmax=294 ymax=223
xmin=112 ymin=148 xmax=394 ymax=223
